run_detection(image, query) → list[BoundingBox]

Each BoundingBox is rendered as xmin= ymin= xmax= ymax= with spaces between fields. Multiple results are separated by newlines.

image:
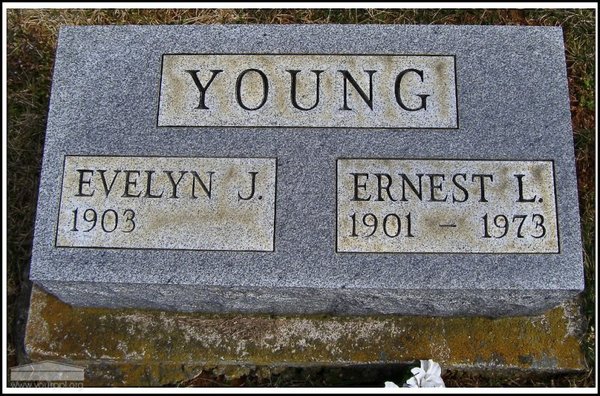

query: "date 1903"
xmin=70 ymin=208 xmax=136 ymax=233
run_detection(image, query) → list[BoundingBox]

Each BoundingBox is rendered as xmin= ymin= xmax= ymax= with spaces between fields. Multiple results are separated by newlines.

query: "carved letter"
xmin=287 ymin=70 xmax=323 ymax=111
xmin=395 ymin=69 xmax=430 ymax=111
xmin=75 ymin=169 xmax=95 ymax=197
xmin=351 ymin=173 xmax=372 ymax=201
xmin=236 ymin=69 xmax=269 ymax=111
xmin=514 ymin=174 xmax=537 ymax=203
xmin=238 ymin=172 xmax=258 ymax=201
xmin=185 ymin=69 xmax=223 ymax=109
xmin=191 ymin=171 xmax=214 ymax=199
xmin=338 ymin=70 xmax=377 ymax=110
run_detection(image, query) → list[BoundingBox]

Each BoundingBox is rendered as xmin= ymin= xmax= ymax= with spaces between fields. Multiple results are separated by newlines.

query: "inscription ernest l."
xmin=158 ymin=54 xmax=457 ymax=128
xmin=337 ymin=159 xmax=559 ymax=253
xmin=56 ymin=156 xmax=277 ymax=251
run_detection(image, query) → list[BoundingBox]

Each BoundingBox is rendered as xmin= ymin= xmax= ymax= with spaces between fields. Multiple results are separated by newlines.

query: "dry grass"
xmin=6 ymin=7 xmax=595 ymax=387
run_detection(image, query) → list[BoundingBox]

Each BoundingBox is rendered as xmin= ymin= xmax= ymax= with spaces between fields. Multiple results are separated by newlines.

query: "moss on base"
xmin=25 ymin=286 xmax=586 ymax=386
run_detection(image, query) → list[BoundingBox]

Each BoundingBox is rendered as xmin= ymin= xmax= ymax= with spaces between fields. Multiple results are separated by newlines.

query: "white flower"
xmin=384 ymin=381 xmax=400 ymax=388
xmin=404 ymin=359 xmax=445 ymax=388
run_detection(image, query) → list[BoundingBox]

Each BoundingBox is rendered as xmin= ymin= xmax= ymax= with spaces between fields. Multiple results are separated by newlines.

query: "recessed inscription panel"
xmin=158 ymin=54 xmax=457 ymax=128
xmin=337 ymin=159 xmax=558 ymax=253
xmin=56 ymin=156 xmax=276 ymax=251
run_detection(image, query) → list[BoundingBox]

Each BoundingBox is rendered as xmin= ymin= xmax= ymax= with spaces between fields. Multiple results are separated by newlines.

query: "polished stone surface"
xmin=158 ymin=54 xmax=457 ymax=128
xmin=337 ymin=159 xmax=558 ymax=253
xmin=55 ymin=155 xmax=276 ymax=251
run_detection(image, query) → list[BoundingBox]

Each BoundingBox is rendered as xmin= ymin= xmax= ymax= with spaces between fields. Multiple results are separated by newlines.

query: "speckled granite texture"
xmin=30 ymin=25 xmax=583 ymax=316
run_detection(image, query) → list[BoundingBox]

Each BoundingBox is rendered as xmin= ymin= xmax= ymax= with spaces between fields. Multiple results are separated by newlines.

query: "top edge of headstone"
xmin=56 ymin=24 xmax=564 ymax=32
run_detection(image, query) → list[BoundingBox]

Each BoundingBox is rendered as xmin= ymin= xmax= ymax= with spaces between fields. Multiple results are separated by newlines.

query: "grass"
xmin=5 ymin=8 xmax=596 ymax=387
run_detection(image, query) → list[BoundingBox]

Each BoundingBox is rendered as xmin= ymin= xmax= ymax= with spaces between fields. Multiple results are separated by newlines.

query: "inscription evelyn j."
xmin=56 ymin=156 xmax=277 ymax=251
xmin=158 ymin=54 xmax=457 ymax=128
xmin=73 ymin=168 xmax=260 ymax=201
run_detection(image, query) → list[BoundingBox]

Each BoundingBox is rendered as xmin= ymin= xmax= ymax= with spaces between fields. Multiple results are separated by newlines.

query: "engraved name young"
xmin=56 ymin=156 xmax=277 ymax=251
xmin=337 ymin=159 xmax=558 ymax=253
xmin=158 ymin=54 xmax=458 ymax=128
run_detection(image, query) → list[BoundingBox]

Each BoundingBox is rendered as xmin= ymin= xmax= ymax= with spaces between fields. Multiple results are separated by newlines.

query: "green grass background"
xmin=6 ymin=8 xmax=596 ymax=387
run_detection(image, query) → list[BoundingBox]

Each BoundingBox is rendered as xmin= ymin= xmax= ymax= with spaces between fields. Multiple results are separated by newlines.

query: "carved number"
xmin=350 ymin=212 xmax=414 ymax=238
xmin=482 ymin=213 xmax=546 ymax=239
xmin=71 ymin=208 xmax=136 ymax=233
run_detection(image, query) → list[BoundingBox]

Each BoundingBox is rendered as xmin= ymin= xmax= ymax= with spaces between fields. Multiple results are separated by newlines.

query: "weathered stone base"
xmin=24 ymin=286 xmax=586 ymax=386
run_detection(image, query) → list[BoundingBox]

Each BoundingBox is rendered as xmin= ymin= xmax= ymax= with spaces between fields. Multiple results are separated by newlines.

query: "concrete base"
xmin=24 ymin=286 xmax=586 ymax=386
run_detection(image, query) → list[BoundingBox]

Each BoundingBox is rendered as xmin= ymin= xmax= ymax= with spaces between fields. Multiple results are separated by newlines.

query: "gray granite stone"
xmin=30 ymin=25 xmax=583 ymax=316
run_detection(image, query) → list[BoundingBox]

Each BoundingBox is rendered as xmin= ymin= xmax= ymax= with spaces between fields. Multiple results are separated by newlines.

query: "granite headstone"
xmin=30 ymin=25 xmax=583 ymax=316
